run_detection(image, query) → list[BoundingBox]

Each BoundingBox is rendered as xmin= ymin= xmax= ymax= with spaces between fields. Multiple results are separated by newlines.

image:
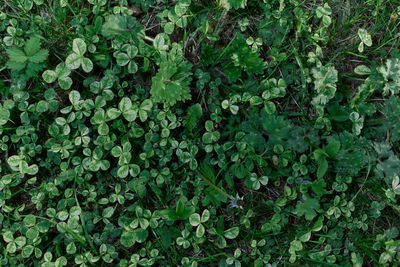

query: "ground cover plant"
xmin=1 ymin=0 xmax=400 ymax=266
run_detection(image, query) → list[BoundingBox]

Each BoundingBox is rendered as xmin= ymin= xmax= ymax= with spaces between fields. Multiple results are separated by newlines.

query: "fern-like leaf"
xmin=184 ymin=103 xmax=203 ymax=134
xmin=150 ymin=43 xmax=193 ymax=106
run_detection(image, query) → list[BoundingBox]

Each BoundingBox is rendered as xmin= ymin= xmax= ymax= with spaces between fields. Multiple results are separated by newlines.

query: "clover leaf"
xmin=65 ymin=38 xmax=93 ymax=72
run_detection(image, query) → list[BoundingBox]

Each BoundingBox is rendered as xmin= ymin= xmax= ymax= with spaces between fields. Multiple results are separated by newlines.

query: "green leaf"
xmin=3 ymin=231 xmax=14 ymax=243
xmin=66 ymin=243 xmax=76 ymax=254
xmin=65 ymin=53 xmax=81 ymax=70
xmin=189 ymin=213 xmax=201 ymax=226
xmin=116 ymin=52 xmax=130 ymax=66
xmin=98 ymin=122 xmax=109 ymax=135
xmin=311 ymin=65 xmax=338 ymax=106
xmin=7 ymin=155 xmax=20 ymax=167
xmin=311 ymin=180 xmax=327 ymax=196
xmin=69 ymin=91 xmax=80 ymax=105
xmin=201 ymin=209 xmax=210 ymax=222
xmin=7 ymin=47 xmax=27 ymax=63
xmin=176 ymin=199 xmax=185 ymax=216
xmin=69 ymin=206 xmax=81 ymax=216
xmin=196 ymin=224 xmax=205 ymax=238
xmin=123 ymin=109 xmax=137 ymax=122
xmin=26 ymin=227 xmax=39 ymax=240
xmin=295 ymin=195 xmax=320 ymax=221
xmin=29 ymin=49 xmax=49 ymax=63
xmin=150 ymin=44 xmax=193 ymax=106
xmin=0 ymin=107 xmax=10 ymax=126
xmin=24 ymin=37 xmax=41 ymax=57
xmin=81 ymin=58 xmax=93 ymax=73
xmin=164 ymin=22 xmax=174 ymax=34
xmin=102 ymin=207 xmax=114 ymax=218
xmin=42 ymin=70 xmax=57 ymax=83
xmin=22 ymin=245 xmax=34 ymax=258
xmin=6 ymin=242 xmax=17 ymax=253
xmin=72 ymin=38 xmax=87 ymax=55
xmin=354 ymin=65 xmax=371 ymax=75
xmin=120 ymin=229 xmax=148 ymax=248
xmin=325 ymin=140 xmax=340 ymax=158
xmin=128 ymin=61 xmax=138 ymax=73
xmin=117 ymin=165 xmax=129 ymax=178
xmin=101 ymin=14 xmax=128 ymax=39
xmin=59 ymin=76 xmax=73 ymax=89
xmin=23 ymin=214 xmax=36 ymax=227
xmin=133 ymin=228 xmax=148 ymax=243
xmin=358 ymin=28 xmax=372 ymax=47
xmin=119 ymin=97 xmax=132 ymax=112
xmin=317 ymin=158 xmax=328 ymax=179
xmin=224 ymin=227 xmax=239 ymax=239
xmin=15 ymin=236 xmax=26 ymax=247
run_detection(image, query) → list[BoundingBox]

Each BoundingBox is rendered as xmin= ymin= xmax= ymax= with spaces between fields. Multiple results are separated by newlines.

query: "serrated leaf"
xmin=325 ymin=140 xmax=340 ymax=158
xmin=29 ymin=49 xmax=48 ymax=63
xmin=7 ymin=47 xmax=27 ymax=63
xmin=296 ymin=195 xmax=320 ymax=221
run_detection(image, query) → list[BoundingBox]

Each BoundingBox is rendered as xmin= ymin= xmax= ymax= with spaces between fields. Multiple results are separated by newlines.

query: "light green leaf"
xmin=224 ymin=227 xmax=239 ymax=239
xmin=42 ymin=70 xmax=57 ymax=83
xmin=23 ymin=214 xmax=36 ymax=227
xmin=98 ymin=122 xmax=109 ymax=135
xmin=201 ymin=209 xmax=210 ymax=223
xmin=22 ymin=245 xmax=34 ymax=258
xmin=72 ymin=38 xmax=87 ymax=55
xmin=164 ymin=22 xmax=175 ymax=34
xmin=59 ymin=76 xmax=73 ymax=89
xmin=354 ymin=65 xmax=371 ymax=75
xmin=102 ymin=207 xmax=114 ymax=218
xmin=116 ymin=52 xmax=130 ymax=66
xmin=7 ymin=155 xmax=21 ymax=167
xmin=70 ymin=206 xmax=81 ymax=216
xmin=189 ymin=213 xmax=201 ymax=226
xmin=6 ymin=242 xmax=17 ymax=253
xmin=81 ymin=57 xmax=93 ymax=73
xmin=358 ymin=28 xmax=372 ymax=47
xmin=3 ymin=231 xmax=14 ymax=243
xmin=15 ymin=236 xmax=26 ymax=247
xmin=107 ymin=108 xmax=121 ymax=120
xmin=69 ymin=91 xmax=80 ymax=105
xmin=119 ymin=97 xmax=132 ymax=112
xmin=196 ymin=224 xmax=205 ymax=238
xmin=117 ymin=165 xmax=129 ymax=178
xmin=65 ymin=53 xmax=81 ymax=70
xmin=26 ymin=227 xmax=39 ymax=240
xmin=123 ymin=109 xmax=137 ymax=122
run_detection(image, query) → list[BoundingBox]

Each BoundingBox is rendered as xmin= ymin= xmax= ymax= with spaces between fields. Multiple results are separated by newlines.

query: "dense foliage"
xmin=1 ymin=0 xmax=400 ymax=266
